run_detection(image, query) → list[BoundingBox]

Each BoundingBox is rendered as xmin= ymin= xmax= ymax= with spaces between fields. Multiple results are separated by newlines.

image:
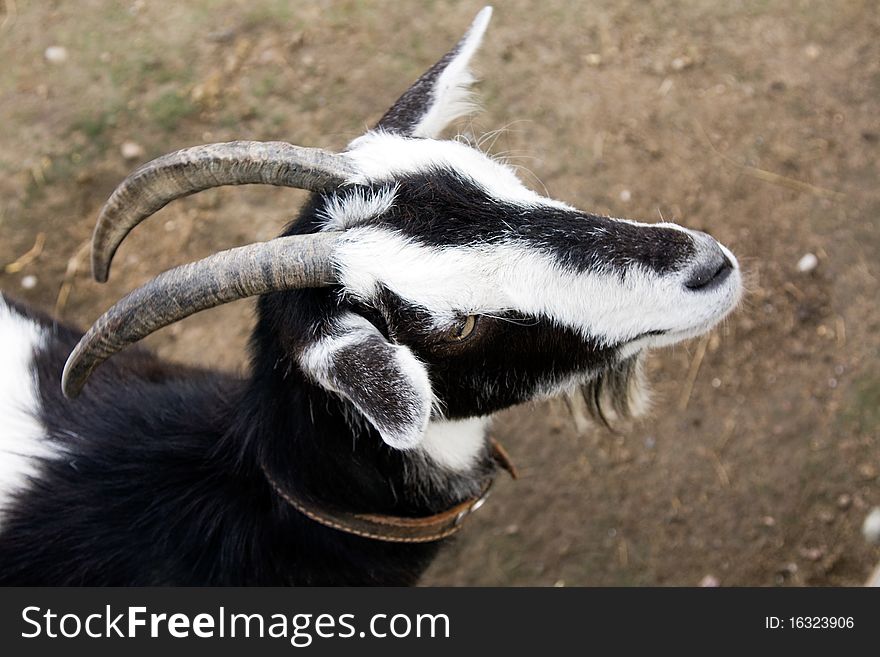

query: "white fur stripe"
xmin=420 ymin=416 xmax=490 ymax=471
xmin=346 ymin=131 xmax=574 ymax=210
xmin=0 ymin=295 xmax=55 ymax=527
xmin=318 ymin=185 xmax=398 ymax=231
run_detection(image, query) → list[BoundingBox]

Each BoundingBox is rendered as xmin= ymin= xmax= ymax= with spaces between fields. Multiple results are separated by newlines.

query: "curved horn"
xmin=63 ymin=231 xmax=342 ymax=399
xmin=92 ymin=141 xmax=355 ymax=283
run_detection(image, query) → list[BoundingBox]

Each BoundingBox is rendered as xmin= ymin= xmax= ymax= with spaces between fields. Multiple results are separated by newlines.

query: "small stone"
xmin=799 ymin=546 xmax=824 ymax=561
xmin=670 ymin=56 xmax=692 ymax=71
xmin=797 ymin=253 xmax=818 ymax=273
xmin=761 ymin=516 xmax=776 ymax=527
xmin=836 ymin=494 xmax=851 ymax=510
xmin=44 ymin=46 xmax=68 ymax=64
xmin=699 ymin=574 xmax=719 ymax=587
xmin=657 ymin=78 xmax=674 ymax=96
xmin=120 ymin=141 xmax=144 ymax=160
xmin=619 ymin=189 xmax=632 ymax=202
xmin=553 ymin=579 xmax=566 ymax=587
xmin=585 ymin=53 xmax=602 ymax=67
xmin=782 ymin=562 xmax=798 ymax=574
xmin=207 ymin=28 xmax=238 ymax=44
xmin=20 ymin=275 xmax=38 ymax=290
xmin=711 ymin=377 xmax=722 ymax=388
xmin=858 ymin=463 xmax=877 ymax=480
xmin=804 ymin=44 xmax=821 ymax=60
xmin=863 ymin=507 xmax=880 ymax=544
xmin=818 ymin=510 xmax=834 ymax=524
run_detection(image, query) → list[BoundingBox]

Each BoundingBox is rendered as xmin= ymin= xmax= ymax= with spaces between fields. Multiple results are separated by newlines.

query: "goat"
xmin=0 ymin=7 xmax=741 ymax=585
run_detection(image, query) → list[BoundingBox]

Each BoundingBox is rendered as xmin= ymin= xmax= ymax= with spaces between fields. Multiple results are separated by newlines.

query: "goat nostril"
xmin=685 ymin=253 xmax=733 ymax=291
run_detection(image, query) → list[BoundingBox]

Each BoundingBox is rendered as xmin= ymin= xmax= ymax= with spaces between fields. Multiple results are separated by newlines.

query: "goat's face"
xmin=66 ymin=8 xmax=741 ymax=459
xmin=302 ymin=134 xmax=740 ymax=447
xmin=297 ymin=8 xmax=742 ymax=449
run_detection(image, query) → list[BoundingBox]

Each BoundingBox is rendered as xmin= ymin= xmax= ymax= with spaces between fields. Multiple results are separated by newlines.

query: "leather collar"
xmin=262 ymin=437 xmax=517 ymax=543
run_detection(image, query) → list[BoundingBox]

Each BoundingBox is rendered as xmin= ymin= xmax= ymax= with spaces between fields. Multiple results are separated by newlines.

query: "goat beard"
xmin=569 ymin=353 xmax=650 ymax=430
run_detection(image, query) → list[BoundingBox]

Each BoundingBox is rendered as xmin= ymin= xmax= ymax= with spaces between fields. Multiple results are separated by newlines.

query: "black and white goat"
xmin=0 ymin=8 xmax=741 ymax=585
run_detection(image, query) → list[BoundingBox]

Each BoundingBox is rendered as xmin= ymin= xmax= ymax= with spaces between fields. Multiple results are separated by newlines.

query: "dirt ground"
xmin=1 ymin=0 xmax=878 ymax=586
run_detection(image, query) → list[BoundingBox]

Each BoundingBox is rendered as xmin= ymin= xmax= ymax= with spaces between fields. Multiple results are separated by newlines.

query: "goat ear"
xmin=375 ymin=6 xmax=492 ymax=138
xmin=300 ymin=313 xmax=433 ymax=450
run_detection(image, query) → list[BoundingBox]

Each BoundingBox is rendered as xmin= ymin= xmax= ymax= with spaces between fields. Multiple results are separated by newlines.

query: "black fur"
xmin=0 ymin=295 xmax=486 ymax=585
xmin=0 ymin=178 xmax=646 ymax=584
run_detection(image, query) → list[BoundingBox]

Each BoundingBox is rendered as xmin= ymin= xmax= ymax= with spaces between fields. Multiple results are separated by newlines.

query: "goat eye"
xmin=447 ymin=315 xmax=477 ymax=342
